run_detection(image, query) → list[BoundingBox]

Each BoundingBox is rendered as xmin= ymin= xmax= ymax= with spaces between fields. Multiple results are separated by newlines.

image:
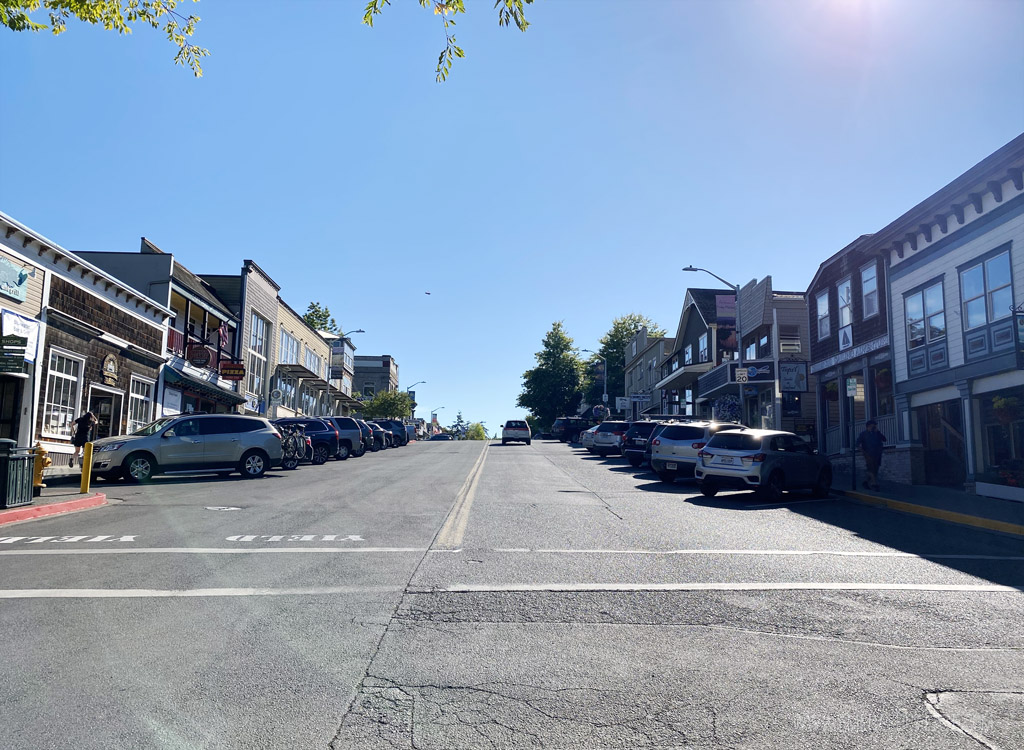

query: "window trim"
xmin=861 ymin=261 xmax=879 ymax=320
xmin=958 ymin=244 xmax=1014 ymax=330
xmin=816 ymin=290 xmax=830 ymax=340
xmin=279 ymin=327 xmax=300 ymax=365
xmin=41 ymin=346 xmax=86 ymax=440
xmin=247 ymin=311 xmax=270 ymax=396
xmin=903 ymin=276 xmax=946 ymax=351
xmin=127 ymin=374 xmax=156 ymax=434
xmin=698 ymin=332 xmax=709 ymax=363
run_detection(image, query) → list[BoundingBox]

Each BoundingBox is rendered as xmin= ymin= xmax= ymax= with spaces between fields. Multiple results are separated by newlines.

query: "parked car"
xmin=643 ymin=421 xmax=676 ymax=467
xmin=591 ymin=420 xmax=631 ymax=457
xmin=695 ymin=429 xmax=833 ymax=500
xmin=502 ymin=419 xmax=532 ymax=445
xmin=273 ymin=418 xmax=340 ymax=465
xmin=91 ymin=413 xmax=283 ymax=482
xmin=429 ymin=433 xmax=454 ymax=441
xmin=406 ymin=424 xmax=416 ymax=442
xmin=379 ymin=419 xmax=408 ymax=446
xmin=366 ymin=421 xmax=389 ymax=450
xmin=622 ymin=421 xmax=662 ymax=467
xmin=649 ymin=421 xmax=746 ymax=483
xmin=324 ymin=416 xmax=365 ymax=459
xmin=552 ymin=417 xmax=594 ymax=443
xmin=355 ymin=419 xmax=374 ymax=453
xmin=580 ymin=425 xmax=600 ymax=452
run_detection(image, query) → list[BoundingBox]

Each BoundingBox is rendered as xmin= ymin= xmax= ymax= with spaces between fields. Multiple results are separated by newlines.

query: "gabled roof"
xmin=141 ymin=237 xmax=236 ymax=323
xmin=668 ymin=288 xmax=735 ymax=353
xmin=805 ymin=234 xmax=875 ymax=294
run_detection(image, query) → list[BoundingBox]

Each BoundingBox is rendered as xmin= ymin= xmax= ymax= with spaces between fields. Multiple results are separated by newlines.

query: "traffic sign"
xmin=846 ymin=377 xmax=858 ymax=397
xmin=735 ymin=370 xmax=748 ymax=383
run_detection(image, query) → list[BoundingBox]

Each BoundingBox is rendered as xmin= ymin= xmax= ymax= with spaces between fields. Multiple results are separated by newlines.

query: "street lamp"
xmin=682 ymin=265 xmax=745 ymax=425
xmin=430 ymin=406 xmax=445 ymax=434
xmin=580 ymin=348 xmax=608 ymax=411
xmin=342 ymin=329 xmax=365 ymax=337
xmin=406 ymin=380 xmax=425 ymax=391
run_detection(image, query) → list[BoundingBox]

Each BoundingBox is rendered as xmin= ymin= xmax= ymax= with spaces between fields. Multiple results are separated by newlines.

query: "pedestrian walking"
xmin=70 ymin=411 xmax=98 ymax=467
xmin=856 ymin=419 xmax=886 ymax=491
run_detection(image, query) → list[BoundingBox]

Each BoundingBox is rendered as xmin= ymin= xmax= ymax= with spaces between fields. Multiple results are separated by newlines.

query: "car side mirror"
xmin=162 ymin=430 xmax=174 ymax=438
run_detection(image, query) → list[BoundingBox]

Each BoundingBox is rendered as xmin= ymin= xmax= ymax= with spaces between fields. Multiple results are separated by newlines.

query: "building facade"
xmin=354 ymin=355 xmax=399 ymax=397
xmin=272 ymin=298 xmax=335 ymax=419
xmin=623 ymin=327 xmax=673 ymax=420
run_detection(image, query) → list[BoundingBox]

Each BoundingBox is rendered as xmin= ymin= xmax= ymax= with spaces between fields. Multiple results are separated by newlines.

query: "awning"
xmin=276 ymin=363 xmax=323 ymax=382
xmin=163 ymin=367 xmax=246 ymax=405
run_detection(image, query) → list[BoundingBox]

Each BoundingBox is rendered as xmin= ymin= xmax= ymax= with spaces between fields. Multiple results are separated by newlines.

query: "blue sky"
xmin=2 ymin=0 xmax=1022 ymax=433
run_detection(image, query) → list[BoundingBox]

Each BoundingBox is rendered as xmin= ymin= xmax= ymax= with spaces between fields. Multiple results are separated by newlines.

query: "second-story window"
xmin=279 ymin=328 xmax=299 ymax=365
xmin=837 ymin=278 xmax=853 ymax=350
xmin=816 ymin=290 xmax=829 ymax=340
xmin=698 ymin=333 xmax=709 ymax=363
xmin=906 ymin=282 xmax=945 ymax=350
xmin=247 ymin=312 xmax=269 ymax=396
xmin=961 ymin=250 xmax=1013 ymax=329
xmin=304 ymin=347 xmax=324 ymax=378
xmin=684 ymin=345 xmax=692 ymax=365
xmin=861 ymin=262 xmax=878 ymax=318
xmin=745 ymin=340 xmax=756 ymax=360
xmin=780 ymin=325 xmax=801 ymax=353
xmin=758 ymin=332 xmax=771 ymax=358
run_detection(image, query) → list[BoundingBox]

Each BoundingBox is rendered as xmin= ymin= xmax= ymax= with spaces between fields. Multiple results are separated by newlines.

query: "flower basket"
xmin=992 ymin=396 xmax=1022 ymax=426
xmin=825 ymin=382 xmax=839 ymax=402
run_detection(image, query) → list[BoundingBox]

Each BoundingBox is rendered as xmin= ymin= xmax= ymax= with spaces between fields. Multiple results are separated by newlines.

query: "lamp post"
xmin=430 ymin=406 xmax=444 ymax=434
xmin=683 ymin=266 xmax=745 ymax=426
xmin=580 ymin=349 xmax=608 ymax=413
xmin=405 ymin=381 xmax=425 ymax=419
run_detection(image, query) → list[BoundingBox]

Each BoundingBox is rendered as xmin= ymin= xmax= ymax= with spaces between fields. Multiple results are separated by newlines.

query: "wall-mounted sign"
xmin=0 ymin=257 xmax=34 ymax=303
xmin=732 ymin=362 xmax=774 ymax=382
xmin=102 ymin=354 xmax=118 ymax=385
xmin=219 ymin=360 xmax=245 ymax=381
xmin=245 ymin=394 xmax=263 ymax=413
xmin=1 ymin=311 xmax=39 ymax=363
xmin=779 ymin=362 xmax=808 ymax=392
xmin=615 ymin=396 xmax=630 ymax=411
xmin=269 ymin=388 xmax=283 ymax=406
xmin=0 ymin=356 xmax=24 ymax=373
xmin=187 ymin=344 xmax=211 ymax=368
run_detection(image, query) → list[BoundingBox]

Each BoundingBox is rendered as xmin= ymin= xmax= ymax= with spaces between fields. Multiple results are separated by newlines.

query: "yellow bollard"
xmin=79 ymin=442 xmax=93 ymax=494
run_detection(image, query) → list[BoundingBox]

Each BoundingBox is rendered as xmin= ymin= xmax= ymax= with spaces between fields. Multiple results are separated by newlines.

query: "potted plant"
xmin=825 ymin=381 xmax=839 ymax=402
xmin=992 ymin=395 xmax=1022 ymax=426
xmin=874 ymin=368 xmax=892 ymax=390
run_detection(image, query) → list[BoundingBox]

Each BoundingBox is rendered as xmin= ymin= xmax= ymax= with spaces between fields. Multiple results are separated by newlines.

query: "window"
xmin=127 ymin=376 xmax=155 ymax=434
xmin=779 ymin=324 xmax=801 ymax=353
xmin=961 ymin=250 xmax=1013 ymax=329
xmin=758 ymin=332 xmax=771 ymax=359
xmin=861 ymin=263 xmax=878 ymax=318
xmin=684 ymin=345 xmax=692 ymax=365
xmin=363 ymin=383 xmax=375 ymax=397
xmin=905 ymin=282 xmax=945 ymax=349
xmin=837 ymin=278 xmax=852 ymax=350
xmin=698 ymin=333 xmax=709 ymax=363
xmin=279 ymin=328 xmax=299 ymax=365
xmin=745 ymin=340 xmax=756 ymax=360
xmin=816 ymin=291 xmax=829 ymax=339
xmin=278 ymin=373 xmax=297 ymax=410
xmin=631 ymin=340 xmax=637 ymax=357
xmin=43 ymin=349 xmax=84 ymax=438
xmin=304 ymin=347 xmax=324 ymax=378
xmin=247 ymin=312 xmax=269 ymax=395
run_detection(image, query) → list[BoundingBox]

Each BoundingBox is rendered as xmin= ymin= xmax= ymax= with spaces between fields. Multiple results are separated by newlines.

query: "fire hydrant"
xmin=33 ymin=441 xmax=51 ymax=497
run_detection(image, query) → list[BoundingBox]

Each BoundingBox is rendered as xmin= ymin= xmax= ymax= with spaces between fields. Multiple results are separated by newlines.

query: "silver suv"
xmin=325 ymin=416 xmax=366 ymax=459
xmin=649 ymin=421 xmax=745 ymax=483
xmin=90 ymin=414 xmax=284 ymax=482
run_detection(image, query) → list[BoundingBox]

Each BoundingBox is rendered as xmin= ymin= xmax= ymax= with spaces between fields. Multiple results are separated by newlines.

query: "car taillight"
xmin=692 ymin=442 xmax=706 ymax=450
xmin=613 ymin=431 xmax=625 ymax=437
xmin=698 ymin=450 xmax=712 ymax=459
xmin=652 ymin=439 xmax=660 ymax=446
xmin=751 ymin=453 xmax=767 ymax=463
xmin=272 ymin=430 xmax=281 ymax=440
xmin=334 ymin=429 xmax=340 ymax=439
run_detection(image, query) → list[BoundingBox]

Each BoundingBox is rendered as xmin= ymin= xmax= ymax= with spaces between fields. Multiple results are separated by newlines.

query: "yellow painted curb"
xmin=838 ymin=490 xmax=1024 ymax=538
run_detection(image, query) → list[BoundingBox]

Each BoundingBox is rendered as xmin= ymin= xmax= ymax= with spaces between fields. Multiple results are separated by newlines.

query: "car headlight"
xmin=96 ymin=442 xmax=127 ymax=452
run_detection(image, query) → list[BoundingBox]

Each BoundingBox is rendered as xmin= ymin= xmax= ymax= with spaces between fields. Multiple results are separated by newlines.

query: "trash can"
xmin=0 ymin=439 xmax=35 ymax=509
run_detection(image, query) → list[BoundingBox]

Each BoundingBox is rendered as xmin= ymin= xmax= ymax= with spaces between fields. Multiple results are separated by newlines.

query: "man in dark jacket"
xmin=856 ymin=419 xmax=886 ymax=490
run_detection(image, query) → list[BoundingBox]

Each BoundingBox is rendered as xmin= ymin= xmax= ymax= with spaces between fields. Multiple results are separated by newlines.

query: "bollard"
xmin=33 ymin=441 xmax=51 ymax=497
xmin=79 ymin=442 xmax=93 ymax=494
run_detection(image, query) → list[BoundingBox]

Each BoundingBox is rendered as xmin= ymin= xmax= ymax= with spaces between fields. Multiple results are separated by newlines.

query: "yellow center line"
xmin=435 ymin=443 xmax=489 ymax=549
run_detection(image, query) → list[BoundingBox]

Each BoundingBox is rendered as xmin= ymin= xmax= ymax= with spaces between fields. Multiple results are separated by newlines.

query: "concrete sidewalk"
xmin=0 ymin=484 xmax=107 ymax=527
xmin=835 ymin=479 xmax=1024 ymax=539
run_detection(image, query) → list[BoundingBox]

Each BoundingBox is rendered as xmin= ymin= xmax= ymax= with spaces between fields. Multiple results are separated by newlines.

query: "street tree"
xmin=464 ymin=422 xmax=487 ymax=440
xmin=303 ymin=302 xmax=341 ymax=334
xmin=584 ymin=314 xmax=666 ymax=412
xmin=362 ymin=0 xmax=534 ymax=82
xmin=2 ymin=0 xmax=209 ymax=75
xmin=517 ymin=321 xmax=584 ymax=431
xmin=360 ymin=390 xmax=412 ymax=419
xmin=448 ymin=410 xmax=468 ymax=438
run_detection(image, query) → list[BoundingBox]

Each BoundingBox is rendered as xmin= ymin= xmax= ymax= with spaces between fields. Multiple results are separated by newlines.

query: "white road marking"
xmin=485 ymin=548 xmax=1024 ymax=560
xmin=420 ymin=582 xmax=1024 ymax=593
xmin=0 ymin=586 xmax=399 ymax=599
xmin=225 ymin=535 xmax=365 ymax=542
xmin=435 ymin=442 xmax=489 ymax=549
xmin=0 ymin=547 xmax=427 ymax=556
xmin=0 ymin=535 xmax=137 ymax=545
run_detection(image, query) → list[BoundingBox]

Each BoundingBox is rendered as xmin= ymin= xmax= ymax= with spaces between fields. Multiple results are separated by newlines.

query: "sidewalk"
xmin=835 ymin=479 xmax=1024 ymax=539
xmin=0 ymin=484 xmax=108 ymax=527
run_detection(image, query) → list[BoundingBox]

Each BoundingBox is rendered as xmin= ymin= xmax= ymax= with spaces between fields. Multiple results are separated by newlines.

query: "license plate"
xmin=666 ymin=462 xmax=678 ymax=470
xmin=719 ymin=456 xmax=734 ymax=465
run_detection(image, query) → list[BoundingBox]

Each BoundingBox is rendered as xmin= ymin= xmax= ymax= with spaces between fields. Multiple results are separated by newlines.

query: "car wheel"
xmin=311 ymin=444 xmax=330 ymax=465
xmin=699 ymin=482 xmax=718 ymax=497
xmin=597 ymin=450 xmax=607 ymax=457
xmin=758 ymin=471 xmax=785 ymax=501
xmin=336 ymin=443 xmax=351 ymax=460
xmin=353 ymin=446 xmax=366 ymax=457
xmin=281 ymin=456 xmax=299 ymax=470
xmin=123 ymin=452 xmax=156 ymax=483
xmin=526 ymin=439 xmax=531 ymax=445
xmin=371 ymin=440 xmax=381 ymax=452
xmin=627 ymin=455 xmax=642 ymax=468
xmin=812 ymin=467 xmax=832 ymax=498
xmin=502 ymin=439 xmax=507 ymax=446
xmin=657 ymin=470 xmax=676 ymax=484
xmin=239 ymin=449 xmax=268 ymax=478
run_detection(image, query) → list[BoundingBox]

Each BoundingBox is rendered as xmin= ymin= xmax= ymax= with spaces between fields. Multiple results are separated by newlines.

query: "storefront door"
xmin=0 ymin=376 xmax=22 ymax=441
xmin=88 ymin=387 xmax=124 ymax=440
xmin=918 ymin=400 xmax=966 ymax=487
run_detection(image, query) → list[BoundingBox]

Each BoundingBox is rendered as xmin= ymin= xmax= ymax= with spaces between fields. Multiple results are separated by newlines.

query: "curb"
xmin=836 ymin=489 xmax=1024 ymax=538
xmin=0 ymin=494 xmax=108 ymax=527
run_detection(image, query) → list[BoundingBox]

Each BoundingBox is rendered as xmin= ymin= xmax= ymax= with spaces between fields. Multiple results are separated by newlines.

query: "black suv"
xmin=378 ymin=419 xmax=409 ymax=446
xmin=324 ymin=416 xmax=366 ymax=459
xmin=622 ymin=421 xmax=662 ymax=468
xmin=354 ymin=419 xmax=374 ymax=453
xmin=273 ymin=418 xmax=339 ymax=465
xmin=551 ymin=417 xmax=594 ymax=443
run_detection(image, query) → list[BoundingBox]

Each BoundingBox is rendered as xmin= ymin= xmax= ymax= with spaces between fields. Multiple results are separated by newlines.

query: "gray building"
xmin=354 ymin=354 xmax=399 ymax=397
xmin=623 ymin=327 xmax=673 ymax=420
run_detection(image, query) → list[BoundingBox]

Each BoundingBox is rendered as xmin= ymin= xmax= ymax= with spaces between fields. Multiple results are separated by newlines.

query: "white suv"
xmin=591 ymin=421 xmax=631 ymax=457
xmin=649 ymin=421 xmax=745 ymax=483
xmin=502 ymin=420 xmax=532 ymax=445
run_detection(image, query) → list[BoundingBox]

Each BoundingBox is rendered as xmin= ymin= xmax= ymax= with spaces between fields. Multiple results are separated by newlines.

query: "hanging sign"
xmin=219 ymin=360 xmax=245 ymax=381
xmin=187 ymin=344 xmax=211 ymax=368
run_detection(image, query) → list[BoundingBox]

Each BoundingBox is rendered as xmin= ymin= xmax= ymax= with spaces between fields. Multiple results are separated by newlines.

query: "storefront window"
xmin=127 ymin=377 xmax=154 ymax=433
xmin=978 ymin=387 xmax=1024 ymax=488
xmin=280 ymin=329 xmax=299 ymax=365
xmin=43 ymin=349 xmax=84 ymax=438
xmin=278 ymin=374 xmax=297 ymax=410
xmin=247 ymin=312 xmax=269 ymax=396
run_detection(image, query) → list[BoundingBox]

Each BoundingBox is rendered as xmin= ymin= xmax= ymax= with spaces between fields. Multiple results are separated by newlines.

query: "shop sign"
xmin=187 ymin=344 xmax=211 ymax=368
xmin=631 ymin=393 xmax=651 ymax=402
xmin=734 ymin=362 xmax=774 ymax=382
xmin=1 ymin=311 xmax=39 ymax=362
xmin=219 ymin=360 xmax=245 ymax=381
xmin=779 ymin=362 xmax=808 ymax=392
xmin=0 ymin=257 xmax=34 ymax=303
xmin=102 ymin=354 xmax=118 ymax=385
xmin=0 ymin=355 xmax=24 ymax=373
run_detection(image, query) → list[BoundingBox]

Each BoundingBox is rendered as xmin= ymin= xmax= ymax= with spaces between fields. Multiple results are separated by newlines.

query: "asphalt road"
xmin=1 ymin=438 xmax=1022 ymax=749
